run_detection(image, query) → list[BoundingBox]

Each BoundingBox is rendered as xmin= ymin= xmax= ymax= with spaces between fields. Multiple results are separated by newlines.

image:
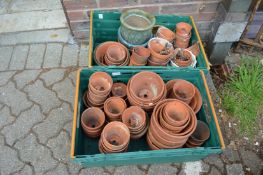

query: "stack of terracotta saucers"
xmin=122 ymin=106 xmax=149 ymax=139
xmin=166 ymin=79 xmax=202 ymax=113
xmin=83 ymin=72 xmax=113 ymax=108
xmin=99 ymin=121 xmax=130 ymax=153
xmin=94 ymin=41 xmax=130 ymax=66
xmin=147 ymin=99 xmax=197 ymax=149
xmin=104 ymin=97 xmax=127 ymax=121
xmin=81 ymin=107 xmax=106 ymax=138
xmin=127 ymin=71 xmax=167 ymax=111
xmin=185 ymin=120 xmax=210 ymax=147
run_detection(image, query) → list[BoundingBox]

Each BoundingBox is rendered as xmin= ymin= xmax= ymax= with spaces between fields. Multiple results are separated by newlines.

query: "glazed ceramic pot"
xmin=81 ymin=107 xmax=105 ymax=138
xmin=89 ymin=72 xmax=113 ymax=96
xmin=120 ymin=9 xmax=156 ymax=45
xmin=104 ymin=97 xmax=127 ymax=121
xmin=111 ymin=82 xmax=127 ymax=99
xmin=156 ymin=26 xmax=175 ymax=43
xmin=170 ymin=79 xmax=195 ymax=104
xmin=100 ymin=121 xmax=130 ymax=153
xmin=131 ymin=46 xmax=150 ymax=64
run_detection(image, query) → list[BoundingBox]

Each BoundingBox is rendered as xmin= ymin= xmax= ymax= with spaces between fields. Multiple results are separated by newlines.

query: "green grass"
xmin=220 ymin=56 xmax=263 ymax=137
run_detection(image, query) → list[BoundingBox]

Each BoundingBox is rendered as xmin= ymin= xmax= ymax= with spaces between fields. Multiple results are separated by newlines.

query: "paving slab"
xmin=0 ymin=71 xmax=15 ymax=86
xmin=14 ymin=70 xmax=41 ymax=89
xmin=40 ymin=69 xmax=66 ymax=86
xmin=226 ymin=164 xmax=244 ymax=175
xmin=9 ymin=45 xmax=29 ymax=70
xmin=61 ymin=45 xmax=79 ymax=67
xmin=26 ymin=44 xmax=46 ymax=69
xmin=43 ymin=43 xmax=63 ymax=68
xmin=0 ymin=10 xmax=67 ymax=33
xmin=79 ymin=47 xmax=89 ymax=66
xmin=148 ymin=163 xmax=177 ymax=175
xmin=0 ymin=46 xmax=13 ymax=71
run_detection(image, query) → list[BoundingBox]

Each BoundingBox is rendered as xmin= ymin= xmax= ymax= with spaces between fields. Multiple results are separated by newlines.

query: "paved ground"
xmin=0 ymin=43 xmax=262 ymax=175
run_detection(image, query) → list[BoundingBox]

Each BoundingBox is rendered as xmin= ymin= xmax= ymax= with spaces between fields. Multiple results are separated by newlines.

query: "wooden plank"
xmin=240 ymin=38 xmax=263 ymax=48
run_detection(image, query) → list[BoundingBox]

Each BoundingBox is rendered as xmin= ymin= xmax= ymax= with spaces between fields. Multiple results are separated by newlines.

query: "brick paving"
xmin=0 ymin=42 xmax=262 ymax=175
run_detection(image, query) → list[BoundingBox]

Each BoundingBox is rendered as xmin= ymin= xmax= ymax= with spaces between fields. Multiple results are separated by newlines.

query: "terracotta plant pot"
xmin=189 ymin=86 xmax=202 ymax=113
xmin=156 ymin=26 xmax=175 ymax=43
xmin=147 ymin=58 xmax=169 ymax=66
xmin=185 ymin=120 xmax=210 ymax=147
xmin=83 ymin=90 xmax=104 ymax=108
xmin=81 ymin=107 xmax=105 ymax=138
xmin=148 ymin=37 xmax=174 ymax=63
xmin=104 ymin=97 xmax=127 ymax=121
xmin=121 ymin=106 xmax=148 ymax=139
xmin=176 ymin=22 xmax=192 ymax=36
xmin=94 ymin=41 xmax=130 ymax=66
xmin=111 ymin=82 xmax=127 ymax=99
xmin=129 ymin=55 xmax=147 ymax=66
xmin=173 ymin=49 xmax=193 ymax=67
xmin=170 ymin=79 xmax=195 ymax=104
xmin=127 ymin=71 xmax=166 ymax=111
xmin=89 ymin=72 xmax=113 ymax=96
xmin=147 ymin=99 xmax=197 ymax=149
xmin=131 ymin=46 xmax=150 ymax=64
xmin=99 ymin=121 xmax=130 ymax=153
xmin=187 ymin=42 xmax=200 ymax=56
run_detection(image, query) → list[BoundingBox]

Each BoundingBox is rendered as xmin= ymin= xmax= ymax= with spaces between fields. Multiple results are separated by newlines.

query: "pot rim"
xmin=120 ymin=9 xmax=156 ymax=31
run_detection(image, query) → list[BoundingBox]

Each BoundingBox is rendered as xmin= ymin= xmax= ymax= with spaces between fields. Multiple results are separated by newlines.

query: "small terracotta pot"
xmin=147 ymin=58 xmax=168 ymax=66
xmin=104 ymin=97 xmax=127 ymax=121
xmin=111 ymin=83 xmax=127 ymax=99
xmin=88 ymin=89 xmax=108 ymax=104
xmin=129 ymin=55 xmax=147 ymax=66
xmin=131 ymin=46 xmax=150 ymax=64
xmin=189 ymin=86 xmax=202 ymax=113
xmin=174 ymin=34 xmax=190 ymax=49
xmin=190 ymin=120 xmax=210 ymax=143
xmin=170 ymin=79 xmax=195 ymax=104
xmin=173 ymin=50 xmax=193 ymax=67
xmin=81 ymin=107 xmax=105 ymax=138
xmin=84 ymin=90 xmax=104 ymax=108
xmin=100 ymin=121 xmax=130 ymax=153
xmin=156 ymin=26 xmax=175 ymax=43
xmin=176 ymin=22 xmax=192 ymax=36
xmin=106 ymin=45 xmax=126 ymax=63
xmin=89 ymin=72 xmax=113 ymax=96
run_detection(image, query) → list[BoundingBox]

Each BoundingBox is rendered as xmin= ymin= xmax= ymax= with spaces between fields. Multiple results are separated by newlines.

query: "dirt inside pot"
xmin=159 ymin=43 xmax=171 ymax=55
xmin=128 ymin=113 xmax=141 ymax=127
xmin=176 ymin=50 xmax=190 ymax=61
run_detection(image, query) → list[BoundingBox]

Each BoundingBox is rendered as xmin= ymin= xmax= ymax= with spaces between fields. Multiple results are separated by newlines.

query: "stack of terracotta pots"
xmin=99 ymin=121 xmax=130 ymax=153
xmin=129 ymin=46 xmax=150 ymax=66
xmin=104 ymin=97 xmax=127 ymax=121
xmin=122 ymin=106 xmax=149 ymax=139
xmin=127 ymin=71 xmax=167 ymax=111
xmin=81 ymin=107 xmax=106 ymax=138
xmin=156 ymin=26 xmax=175 ymax=43
xmin=147 ymin=37 xmax=174 ymax=66
xmin=84 ymin=72 xmax=113 ymax=108
xmin=166 ymin=79 xmax=202 ymax=113
xmin=94 ymin=41 xmax=130 ymax=66
xmin=174 ymin=22 xmax=192 ymax=49
xmin=147 ymin=99 xmax=197 ymax=149
xmin=185 ymin=120 xmax=210 ymax=147
xmin=170 ymin=49 xmax=195 ymax=67
xmin=111 ymin=82 xmax=127 ymax=99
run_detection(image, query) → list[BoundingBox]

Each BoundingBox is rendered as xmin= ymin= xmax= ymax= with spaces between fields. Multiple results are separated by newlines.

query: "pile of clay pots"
xmin=94 ymin=41 xmax=130 ymax=66
xmin=81 ymin=71 xmax=210 ymax=153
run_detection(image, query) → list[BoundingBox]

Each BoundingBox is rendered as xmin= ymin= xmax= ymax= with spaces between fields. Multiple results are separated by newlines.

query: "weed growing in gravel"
xmin=220 ymin=56 xmax=263 ymax=137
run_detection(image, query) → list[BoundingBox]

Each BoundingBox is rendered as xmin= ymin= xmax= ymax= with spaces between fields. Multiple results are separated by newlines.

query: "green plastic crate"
xmin=70 ymin=67 xmax=225 ymax=167
xmin=87 ymin=10 xmax=210 ymax=70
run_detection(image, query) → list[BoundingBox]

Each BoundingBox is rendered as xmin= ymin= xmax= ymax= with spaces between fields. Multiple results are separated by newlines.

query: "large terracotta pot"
xmin=81 ymin=107 xmax=105 ymax=138
xmin=104 ymin=97 xmax=127 ymax=121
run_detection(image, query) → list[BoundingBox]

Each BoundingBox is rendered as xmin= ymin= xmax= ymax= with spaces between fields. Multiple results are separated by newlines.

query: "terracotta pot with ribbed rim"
xmin=131 ymin=46 xmax=150 ymax=64
xmin=156 ymin=26 xmax=175 ymax=43
xmin=111 ymin=83 xmax=127 ymax=99
xmin=121 ymin=106 xmax=148 ymax=139
xmin=170 ymin=79 xmax=195 ymax=104
xmin=89 ymin=72 xmax=113 ymax=96
xmin=81 ymin=107 xmax=105 ymax=138
xmin=104 ymin=97 xmax=127 ymax=121
xmin=99 ymin=121 xmax=130 ymax=153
